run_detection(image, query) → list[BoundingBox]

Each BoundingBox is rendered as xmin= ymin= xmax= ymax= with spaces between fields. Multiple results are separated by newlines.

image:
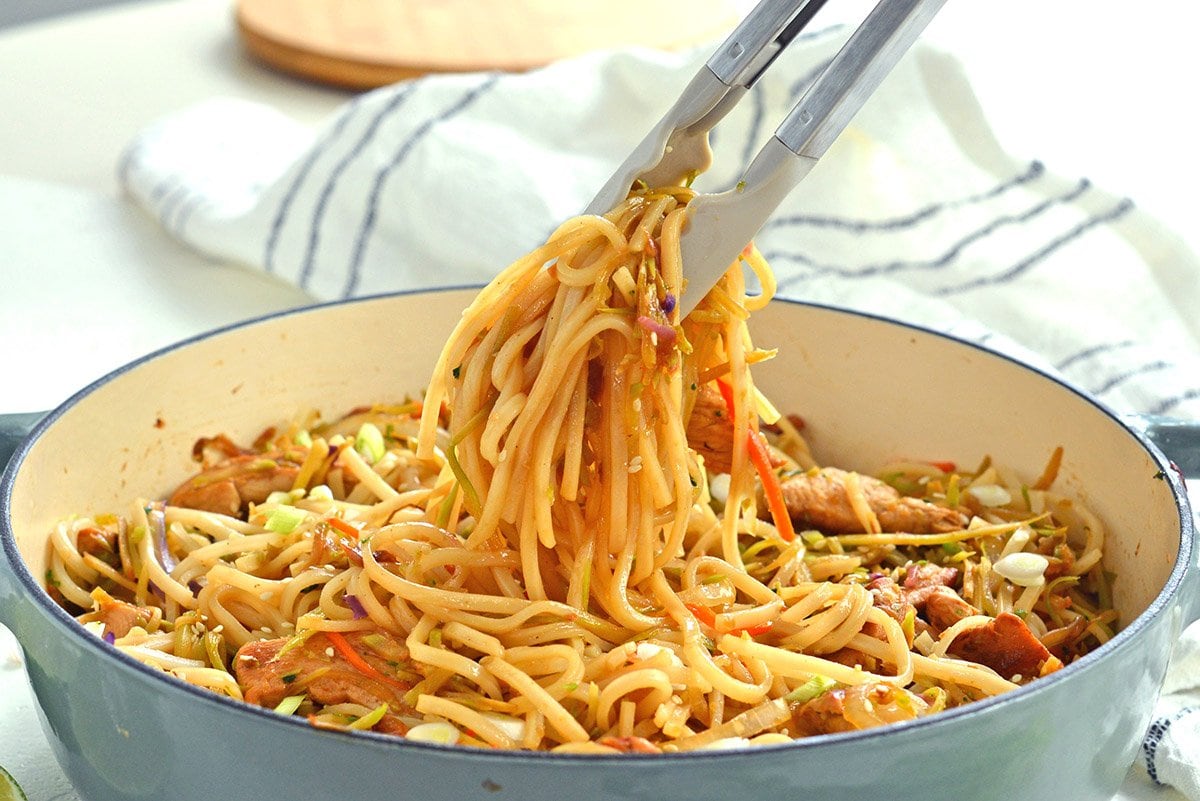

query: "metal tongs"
xmin=585 ymin=0 xmax=949 ymax=315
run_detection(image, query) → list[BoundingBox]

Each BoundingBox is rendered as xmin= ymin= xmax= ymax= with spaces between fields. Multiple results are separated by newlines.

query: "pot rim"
xmin=1 ymin=286 xmax=1195 ymax=765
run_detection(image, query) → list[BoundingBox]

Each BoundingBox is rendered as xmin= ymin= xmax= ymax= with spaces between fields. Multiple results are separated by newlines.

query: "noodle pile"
xmin=46 ymin=186 xmax=1117 ymax=752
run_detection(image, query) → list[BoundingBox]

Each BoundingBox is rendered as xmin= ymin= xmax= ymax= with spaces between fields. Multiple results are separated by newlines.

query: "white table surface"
xmin=1 ymin=1 xmax=1197 ymax=799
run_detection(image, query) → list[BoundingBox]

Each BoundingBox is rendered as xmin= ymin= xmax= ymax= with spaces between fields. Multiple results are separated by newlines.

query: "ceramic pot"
xmin=1 ymin=289 xmax=1196 ymax=801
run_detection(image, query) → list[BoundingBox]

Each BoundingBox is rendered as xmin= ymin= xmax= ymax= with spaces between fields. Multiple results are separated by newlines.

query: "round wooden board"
xmin=236 ymin=0 xmax=743 ymax=89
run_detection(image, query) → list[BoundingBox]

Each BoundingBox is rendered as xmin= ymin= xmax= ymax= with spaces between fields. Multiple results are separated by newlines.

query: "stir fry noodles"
xmin=47 ymin=186 xmax=1116 ymax=752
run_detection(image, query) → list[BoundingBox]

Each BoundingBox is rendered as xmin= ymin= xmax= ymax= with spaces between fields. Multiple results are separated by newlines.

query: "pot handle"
xmin=1133 ymin=414 xmax=1200 ymax=479
xmin=0 ymin=411 xmax=46 ymax=629
xmin=1131 ymin=414 xmax=1200 ymax=626
xmin=0 ymin=411 xmax=45 ymax=476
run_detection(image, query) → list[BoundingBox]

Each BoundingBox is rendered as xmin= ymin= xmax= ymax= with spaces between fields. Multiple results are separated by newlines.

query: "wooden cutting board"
xmin=236 ymin=0 xmax=743 ymax=90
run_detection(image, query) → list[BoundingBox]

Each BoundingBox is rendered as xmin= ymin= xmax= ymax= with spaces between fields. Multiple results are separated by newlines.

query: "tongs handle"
xmin=585 ymin=0 xmax=829 ymax=215
xmin=677 ymin=0 xmax=949 ymax=315
xmin=776 ymin=0 xmax=946 ymax=160
xmin=708 ymin=0 xmax=829 ymax=90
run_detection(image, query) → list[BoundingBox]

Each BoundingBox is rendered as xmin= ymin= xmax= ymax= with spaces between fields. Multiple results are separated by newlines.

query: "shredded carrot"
xmin=715 ymin=379 xmax=795 ymax=542
xmin=716 ymin=378 xmax=737 ymax=419
xmin=1032 ymin=446 xmax=1065 ymax=491
xmin=738 ymin=620 xmax=775 ymax=637
xmin=927 ymin=460 xmax=957 ymax=474
xmin=327 ymin=517 xmax=360 ymax=540
xmin=749 ymin=432 xmax=796 ymax=542
xmin=685 ymin=603 xmax=775 ymax=637
xmin=323 ymin=631 xmax=409 ymax=692
xmin=685 ymin=603 xmax=717 ymax=627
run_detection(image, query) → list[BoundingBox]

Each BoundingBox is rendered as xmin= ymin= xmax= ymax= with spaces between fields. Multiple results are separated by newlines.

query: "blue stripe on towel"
xmin=263 ymin=91 xmax=382 ymax=273
xmin=339 ymin=74 xmax=501 ymax=298
xmin=115 ymin=143 xmax=138 ymax=190
xmin=714 ymin=53 xmax=833 ymax=194
xmin=152 ymin=181 xmax=195 ymax=238
xmin=1151 ymin=388 xmax=1200 ymax=416
xmin=932 ymin=196 xmax=1134 ymax=296
xmin=148 ymin=175 xmax=182 ymax=206
xmin=773 ymin=174 xmax=1094 ymax=292
xmin=1055 ymin=340 xmax=1136 ymax=371
xmin=1090 ymin=360 xmax=1174 ymax=397
xmin=787 ymin=56 xmax=836 ymax=102
xmin=173 ymin=194 xmax=213 ymax=238
xmin=765 ymin=161 xmax=1045 ymax=234
xmin=719 ymin=82 xmax=768 ymax=193
xmin=1143 ymin=707 xmax=1197 ymax=785
xmin=296 ymin=84 xmax=419 ymax=289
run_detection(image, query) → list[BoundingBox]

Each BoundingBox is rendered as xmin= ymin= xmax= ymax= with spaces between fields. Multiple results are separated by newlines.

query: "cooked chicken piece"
xmin=686 ymin=385 xmax=737 ymax=474
xmin=791 ymin=686 xmax=858 ymax=737
xmin=901 ymin=563 xmax=962 ymax=610
xmin=868 ymin=573 xmax=972 ymax=644
xmin=1038 ymin=540 xmax=1075 ymax=581
xmin=903 ymin=562 xmax=959 ymax=591
xmin=780 ymin=468 xmax=967 ymax=534
xmin=946 ymin=611 xmax=1054 ymax=680
xmin=1041 ymin=617 xmax=1090 ymax=661
xmin=922 ymin=586 xmax=979 ymax=630
xmin=79 ymin=588 xmax=159 ymax=638
xmin=791 ymin=683 xmax=929 ymax=736
xmin=168 ymin=452 xmax=304 ymax=516
xmin=686 ymin=384 xmax=790 ymax=475
xmin=822 ymin=647 xmax=879 ymax=672
xmin=866 ymin=574 xmax=913 ymax=624
xmin=76 ymin=525 xmax=117 ymax=559
xmin=235 ymin=630 xmax=416 ymax=733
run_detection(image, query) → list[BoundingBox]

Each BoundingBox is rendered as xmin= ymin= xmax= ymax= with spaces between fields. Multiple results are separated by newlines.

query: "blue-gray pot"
xmin=2 ymin=289 xmax=1196 ymax=801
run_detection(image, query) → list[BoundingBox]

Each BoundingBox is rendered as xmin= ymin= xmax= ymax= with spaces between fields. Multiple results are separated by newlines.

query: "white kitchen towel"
xmin=117 ymin=27 xmax=1200 ymax=421
xmin=117 ymin=25 xmax=1200 ymax=798
xmin=1144 ymin=623 xmax=1200 ymax=799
